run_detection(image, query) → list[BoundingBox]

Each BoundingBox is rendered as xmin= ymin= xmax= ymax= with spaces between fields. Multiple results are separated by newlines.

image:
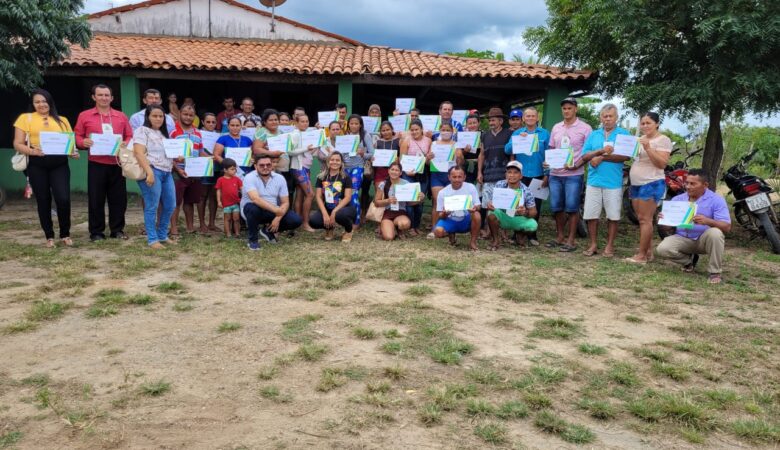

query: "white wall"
xmin=89 ymin=0 xmax=345 ymax=42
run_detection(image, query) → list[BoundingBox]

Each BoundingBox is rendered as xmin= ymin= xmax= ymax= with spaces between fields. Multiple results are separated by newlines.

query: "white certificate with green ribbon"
xmin=39 ymin=132 xmax=75 ymax=155
xmin=395 ymin=98 xmax=415 ymax=114
xmin=455 ymin=131 xmax=480 ymax=151
xmin=301 ymin=129 xmax=325 ymax=148
xmin=394 ymin=182 xmax=421 ymax=202
xmin=267 ymin=133 xmax=293 ymax=153
xmin=419 ymin=115 xmax=442 ymax=132
xmin=163 ymin=138 xmax=193 ymax=159
xmin=430 ymin=143 xmax=455 ymax=172
xmin=511 ymin=134 xmax=539 ymax=155
xmin=658 ymin=201 xmax=696 ymax=228
xmin=185 ymin=157 xmax=214 ymax=177
xmin=451 ymin=110 xmax=469 ymax=125
xmin=335 ymin=134 xmax=359 ymax=155
xmin=89 ymin=133 xmax=121 ymax=156
xmin=545 ymin=148 xmax=574 ymax=169
xmin=401 ymin=154 xmax=424 ymax=173
xmin=278 ymin=125 xmax=296 ymax=134
xmin=200 ymin=130 xmax=220 ymax=153
xmin=389 ymin=114 xmax=410 ymax=132
xmin=491 ymin=187 xmax=524 ymax=211
xmin=444 ymin=194 xmax=472 ymax=212
xmin=613 ymin=134 xmax=641 ymax=158
xmin=362 ymin=116 xmax=381 ymax=133
xmin=372 ymin=149 xmax=397 ymax=167
xmin=224 ymin=147 xmax=252 ymax=167
xmin=318 ymin=111 xmax=337 ymax=126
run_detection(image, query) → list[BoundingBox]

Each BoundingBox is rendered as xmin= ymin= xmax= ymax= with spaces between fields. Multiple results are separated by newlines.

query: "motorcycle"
xmin=722 ymin=149 xmax=780 ymax=254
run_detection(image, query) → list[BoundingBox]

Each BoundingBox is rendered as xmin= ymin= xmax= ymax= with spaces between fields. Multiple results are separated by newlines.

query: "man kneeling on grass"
xmin=240 ymin=156 xmax=302 ymax=250
xmin=486 ymin=161 xmax=538 ymax=250
xmin=433 ymin=165 xmax=481 ymax=251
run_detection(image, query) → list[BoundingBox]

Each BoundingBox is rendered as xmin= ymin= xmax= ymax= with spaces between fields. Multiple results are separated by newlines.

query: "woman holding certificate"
xmin=13 ymin=89 xmax=77 ymax=247
xmin=374 ymin=161 xmax=424 ymax=240
xmin=626 ymin=112 xmax=673 ymax=264
xmin=310 ymin=152 xmax=357 ymax=241
xmin=289 ymin=114 xmax=320 ymax=232
xmin=133 ymin=105 xmax=177 ymax=249
xmin=214 ymin=117 xmax=254 ymax=175
xmin=427 ymin=122 xmax=464 ymax=239
xmin=343 ymin=114 xmax=374 ymax=230
xmin=373 ymin=121 xmax=400 ymax=188
xmin=399 ymin=119 xmax=431 ymax=236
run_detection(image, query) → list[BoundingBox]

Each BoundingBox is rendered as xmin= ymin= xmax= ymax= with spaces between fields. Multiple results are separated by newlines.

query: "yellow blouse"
xmin=14 ymin=112 xmax=73 ymax=148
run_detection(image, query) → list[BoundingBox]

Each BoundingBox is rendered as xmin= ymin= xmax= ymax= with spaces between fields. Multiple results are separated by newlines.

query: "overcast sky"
xmin=83 ymin=0 xmax=779 ymax=134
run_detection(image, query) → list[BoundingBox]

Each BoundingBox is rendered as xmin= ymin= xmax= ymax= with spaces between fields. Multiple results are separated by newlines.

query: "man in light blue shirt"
xmin=129 ymin=88 xmax=176 ymax=131
xmin=580 ymin=103 xmax=631 ymax=256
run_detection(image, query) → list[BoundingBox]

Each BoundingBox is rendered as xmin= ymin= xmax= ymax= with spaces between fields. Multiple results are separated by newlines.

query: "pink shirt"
xmin=405 ymin=136 xmax=431 ymax=157
xmin=74 ymin=107 xmax=133 ymax=165
xmin=549 ymin=118 xmax=592 ymax=177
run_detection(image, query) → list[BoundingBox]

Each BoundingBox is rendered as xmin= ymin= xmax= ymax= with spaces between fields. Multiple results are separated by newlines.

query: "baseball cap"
xmin=509 ymin=108 xmax=523 ymax=118
xmin=560 ymin=97 xmax=578 ymax=106
xmin=506 ymin=161 xmax=523 ymax=171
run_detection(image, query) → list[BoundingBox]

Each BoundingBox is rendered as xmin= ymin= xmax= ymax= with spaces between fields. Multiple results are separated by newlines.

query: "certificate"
xmin=419 ymin=115 xmax=442 ymax=132
xmin=527 ymin=178 xmax=550 ymax=200
xmin=658 ymin=201 xmax=697 ymax=228
xmin=394 ymin=182 xmax=421 ymax=202
xmin=200 ymin=130 xmax=220 ymax=153
xmin=184 ymin=157 xmax=214 ymax=177
xmin=443 ymin=194 xmax=473 ymax=212
xmin=301 ymin=129 xmax=325 ymax=148
xmin=318 ymin=111 xmax=337 ymax=126
xmin=278 ymin=125 xmax=296 ymax=134
xmin=389 ymin=114 xmax=410 ymax=132
xmin=454 ymin=131 xmax=480 ymax=151
xmin=492 ymin=187 xmax=524 ymax=211
xmin=430 ymin=143 xmax=455 ymax=172
xmin=451 ymin=110 xmax=469 ymax=125
xmin=511 ymin=134 xmax=539 ymax=155
xmin=362 ymin=116 xmax=381 ymax=133
xmin=89 ymin=133 xmax=121 ymax=156
xmin=401 ymin=154 xmax=424 ymax=173
xmin=613 ymin=134 xmax=640 ymax=158
xmin=372 ymin=149 xmax=397 ymax=167
xmin=240 ymin=128 xmax=256 ymax=141
xmin=335 ymin=134 xmax=359 ymax=155
xmin=395 ymin=98 xmax=415 ymax=114
xmin=163 ymin=138 xmax=193 ymax=159
xmin=224 ymin=147 xmax=252 ymax=167
xmin=545 ymin=148 xmax=573 ymax=169
xmin=39 ymin=132 xmax=75 ymax=155
xmin=267 ymin=133 xmax=293 ymax=153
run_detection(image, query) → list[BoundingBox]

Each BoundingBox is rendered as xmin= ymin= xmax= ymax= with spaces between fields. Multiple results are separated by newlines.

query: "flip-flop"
xmin=559 ymin=244 xmax=577 ymax=253
xmin=624 ymin=256 xmax=647 ymax=265
xmin=708 ymin=273 xmax=722 ymax=284
xmin=582 ymin=249 xmax=598 ymax=257
xmin=545 ymin=240 xmax=561 ymax=248
xmin=602 ymin=252 xmax=615 ymax=258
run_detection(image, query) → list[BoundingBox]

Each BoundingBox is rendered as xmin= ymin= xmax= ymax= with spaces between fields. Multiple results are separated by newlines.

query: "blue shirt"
xmin=583 ymin=126 xmax=630 ymax=189
xmin=504 ymin=126 xmax=550 ymax=178
xmin=432 ymin=118 xmax=463 ymax=141
xmin=217 ymin=134 xmax=254 ymax=173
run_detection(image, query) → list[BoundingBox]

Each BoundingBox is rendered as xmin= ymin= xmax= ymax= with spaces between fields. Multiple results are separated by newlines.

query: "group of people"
xmin=11 ymin=87 xmax=732 ymax=283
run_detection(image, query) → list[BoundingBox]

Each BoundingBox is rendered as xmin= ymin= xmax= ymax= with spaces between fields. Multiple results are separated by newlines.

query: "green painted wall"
xmin=541 ymin=86 xmax=569 ymax=130
xmin=338 ymin=80 xmax=353 ymax=113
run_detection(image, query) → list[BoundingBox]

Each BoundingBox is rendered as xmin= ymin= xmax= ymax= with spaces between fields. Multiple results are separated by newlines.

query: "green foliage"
xmin=1 ymin=0 xmax=92 ymax=91
xmin=446 ymin=49 xmax=505 ymax=61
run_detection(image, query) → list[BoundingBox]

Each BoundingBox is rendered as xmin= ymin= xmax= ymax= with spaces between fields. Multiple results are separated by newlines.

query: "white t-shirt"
xmin=436 ymin=182 xmax=480 ymax=221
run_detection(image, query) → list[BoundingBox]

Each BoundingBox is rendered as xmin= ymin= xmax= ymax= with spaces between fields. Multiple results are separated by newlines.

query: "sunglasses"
xmin=257 ymin=163 xmax=273 ymax=168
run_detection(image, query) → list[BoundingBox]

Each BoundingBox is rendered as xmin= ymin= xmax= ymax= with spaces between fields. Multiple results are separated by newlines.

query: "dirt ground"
xmin=0 ymin=197 xmax=778 ymax=449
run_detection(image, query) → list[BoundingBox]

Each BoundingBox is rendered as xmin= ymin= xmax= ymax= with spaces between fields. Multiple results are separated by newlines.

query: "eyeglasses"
xmin=257 ymin=163 xmax=273 ymax=168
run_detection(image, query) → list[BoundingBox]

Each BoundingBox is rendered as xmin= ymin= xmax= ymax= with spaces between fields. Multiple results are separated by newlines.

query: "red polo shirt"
xmin=74 ymin=107 xmax=133 ymax=165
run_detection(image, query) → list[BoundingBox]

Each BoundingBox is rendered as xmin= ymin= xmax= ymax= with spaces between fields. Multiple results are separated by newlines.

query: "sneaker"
xmin=110 ymin=231 xmax=129 ymax=240
xmin=258 ymin=227 xmax=277 ymax=244
xmin=426 ymin=232 xmax=436 ymax=240
xmin=90 ymin=234 xmax=106 ymax=242
xmin=247 ymin=241 xmax=260 ymax=251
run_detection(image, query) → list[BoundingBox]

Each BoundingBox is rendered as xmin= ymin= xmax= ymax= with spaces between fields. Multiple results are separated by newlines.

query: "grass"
xmin=578 ymin=398 xmax=617 ymax=420
xmin=155 ymin=281 xmax=186 ymax=294
xmin=0 ymin=431 xmax=22 ymax=448
xmin=578 ymin=343 xmax=607 ymax=355
xmin=418 ymin=403 xmax=442 ymax=425
xmin=296 ymin=343 xmax=328 ymax=361
xmin=465 ymin=398 xmax=496 ymax=417
xmin=139 ymin=380 xmax=171 ymax=396
xmin=280 ymin=314 xmax=322 ymax=343
xmin=730 ymin=419 xmax=780 ymax=442
xmin=651 ymin=361 xmax=691 ymax=381
xmin=534 ymin=410 xmax=595 ymax=444
xmin=528 ymin=317 xmax=582 ymax=340
xmin=26 ymin=300 xmax=71 ymax=322
xmin=608 ymin=361 xmax=641 ymax=387
xmin=352 ymin=327 xmax=377 ymax=340
xmin=405 ymin=284 xmax=434 ymax=297
xmin=473 ymin=422 xmax=508 ymax=444
xmin=172 ymin=302 xmax=193 ymax=312
xmin=383 ymin=365 xmax=406 ymax=380
xmin=495 ymin=400 xmax=529 ymax=420
xmin=259 ymin=386 xmax=292 ymax=403
xmin=217 ymin=322 xmax=241 ymax=333
xmin=3 ymin=320 xmax=38 ymax=334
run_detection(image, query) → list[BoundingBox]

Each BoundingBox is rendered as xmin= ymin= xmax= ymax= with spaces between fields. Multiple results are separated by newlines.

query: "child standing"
xmin=215 ymin=158 xmax=243 ymax=238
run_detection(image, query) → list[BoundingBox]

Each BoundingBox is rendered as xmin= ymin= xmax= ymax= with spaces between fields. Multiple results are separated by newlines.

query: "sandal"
xmin=149 ymin=242 xmax=165 ymax=250
xmin=708 ymin=273 xmax=722 ymax=284
xmin=60 ymin=237 xmax=73 ymax=247
xmin=582 ymin=248 xmax=598 ymax=257
xmin=602 ymin=252 xmax=615 ymax=258
xmin=45 ymin=239 xmax=56 ymax=248
xmin=545 ymin=240 xmax=562 ymax=248
xmin=624 ymin=256 xmax=647 ymax=265
xmin=489 ymin=243 xmax=500 ymax=251
xmin=558 ymin=244 xmax=577 ymax=253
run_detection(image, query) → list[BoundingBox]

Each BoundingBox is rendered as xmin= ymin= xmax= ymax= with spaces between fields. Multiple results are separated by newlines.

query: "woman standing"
xmin=290 ymin=113 xmax=319 ymax=232
xmin=625 ymin=112 xmax=673 ymax=264
xmin=373 ymin=121 xmax=400 ymax=189
xmin=254 ymin=109 xmax=295 ymax=205
xmin=374 ymin=161 xmax=425 ymax=240
xmin=13 ymin=89 xmax=78 ymax=247
xmin=309 ymin=152 xmax=356 ymax=242
xmin=427 ymin=122 xmax=463 ymax=238
xmin=344 ymin=114 xmax=374 ymax=230
xmin=214 ymin=117 xmax=254 ymax=175
xmin=399 ymin=119 xmax=431 ymax=236
xmin=199 ymin=112 xmax=221 ymax=232
xmin=133 ymin=105 xmax=177 ymax=249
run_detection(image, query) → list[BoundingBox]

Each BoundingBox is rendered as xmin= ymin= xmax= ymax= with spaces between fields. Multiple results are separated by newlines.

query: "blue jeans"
xmin=137 ymin=167 xmax=176 ymax=245
xmin=549 ymin=175 xmax=583 ymax=213
xmin=403 ymin=173 xmax=428 ymax=229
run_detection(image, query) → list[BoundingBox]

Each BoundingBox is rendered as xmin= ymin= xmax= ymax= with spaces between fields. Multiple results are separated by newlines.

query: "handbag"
xmin=117 ymin=141 xmax=146 ymax=180
xmin=365 ymin=201 xmax=384 ymax=223
xmin=11 ymin=113 xmax=32 ymax=172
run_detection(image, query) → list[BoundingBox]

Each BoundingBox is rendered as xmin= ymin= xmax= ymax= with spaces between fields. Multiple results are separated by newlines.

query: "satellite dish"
xmin=259 ymin=0 xmax=287 ymax=34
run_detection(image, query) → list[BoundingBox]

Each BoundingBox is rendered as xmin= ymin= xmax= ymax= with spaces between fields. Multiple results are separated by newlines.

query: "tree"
xmin=0 ymin=0 xmax=91 ymax=92
xmin=446 ymin=49 xmax=505 ymax=61
xmin=524 ymin=0 xmax=780 ymax=186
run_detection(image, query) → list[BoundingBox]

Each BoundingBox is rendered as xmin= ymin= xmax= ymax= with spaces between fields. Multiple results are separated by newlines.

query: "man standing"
xmin=486 ymin=161 xmax=538 ymax=249
xmin=336 ymin=102 xmax=349 ymax=132
xmin=656 ymin=169 xmax=731 ymax=284
xmin=236 ymin=97 xmax=262 ymax=126
xmin=216 ymin=96 xmax=237 ymax=132
xmin=433 ymin=166 xmax=482 ymax=251
xmin=477 ymin=107 xmax=513 ymax=235
xmin=505 ymin=106 xmax=549 ymax=246
xmin=508 ymin=108 xmax=523 ymax=132
xmin=170 ymin=105 xmax=206 ymax=236
xmin=580 ymin=104 xmax=631 ymax=257
xmin=74 ymin=84 xmax=134 ymax=241
xmin=240 ymin=156 xmax=303 ymax=250
xmin=430 ymin=101 xmax=464 ymax=140
xmin=129 ymin=88 xmax=176 ymax=131
xmin=545 ymin=97 xmax=592 ymax=252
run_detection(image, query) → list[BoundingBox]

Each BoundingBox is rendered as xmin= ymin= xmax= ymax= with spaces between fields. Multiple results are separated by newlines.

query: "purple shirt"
xmin=549 ymin=118 xmax=592 ymax=177
xmin=672 ymin=189 xmax=731 ymax=240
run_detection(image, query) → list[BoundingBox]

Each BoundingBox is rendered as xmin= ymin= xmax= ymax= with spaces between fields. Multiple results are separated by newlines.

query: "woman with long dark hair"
xmin=13 ymin=89 xmax=78 ymax=247
xmin=344 ymin=114 xmax=374 ymax=229
xmin=133 ymin=105 xmax=177 ymax=249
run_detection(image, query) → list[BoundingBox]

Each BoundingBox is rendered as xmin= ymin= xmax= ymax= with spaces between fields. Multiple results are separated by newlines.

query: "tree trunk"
xmin=701 ymin=104 xmax=724 ymax=190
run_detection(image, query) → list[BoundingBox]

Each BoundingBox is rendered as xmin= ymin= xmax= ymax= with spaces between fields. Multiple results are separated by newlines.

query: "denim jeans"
xmin=549 ymin=174 xmax=583 ymax=213
xmin=137 ymin=167 xmax=176 ymax=245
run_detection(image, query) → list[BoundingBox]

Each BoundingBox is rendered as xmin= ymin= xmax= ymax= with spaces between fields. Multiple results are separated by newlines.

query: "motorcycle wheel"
xmin=624 ymin=189 xmax=639 ymax=225
xmin=757 ymin=210 xmax=780 ymax=254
